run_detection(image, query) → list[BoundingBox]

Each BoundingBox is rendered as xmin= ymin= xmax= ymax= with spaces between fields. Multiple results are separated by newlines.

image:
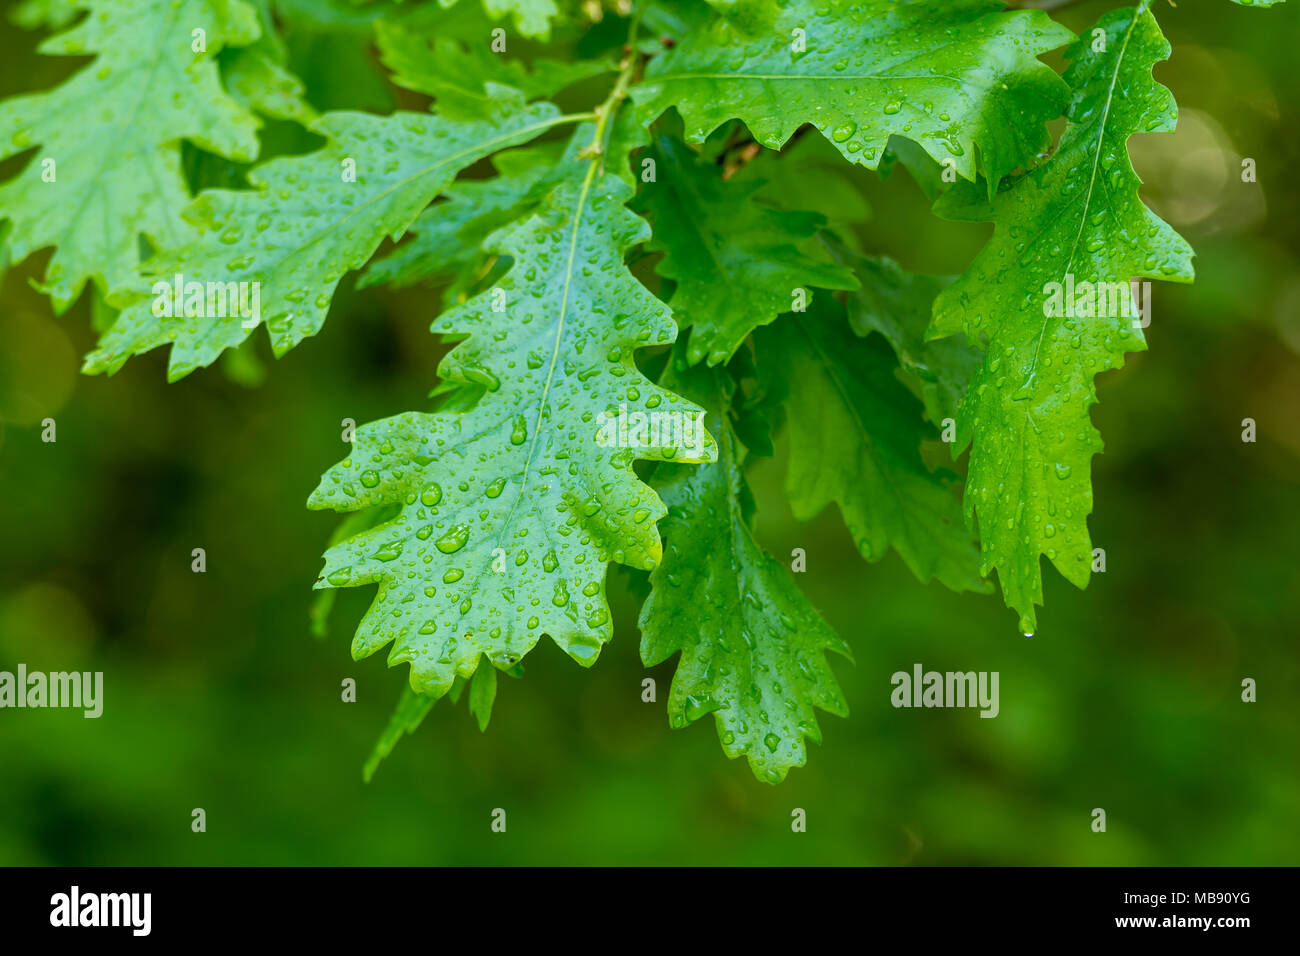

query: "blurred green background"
xmin=1 ymin=0 xmax=1297 ymax=865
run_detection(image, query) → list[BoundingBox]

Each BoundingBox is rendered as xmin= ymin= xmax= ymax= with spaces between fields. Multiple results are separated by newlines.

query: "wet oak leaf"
xmin=640 ymin=359 xmax=849 ymax=783
xmin=928 ymin=2 xmax=1195 ymax=633
xmin=309 ymin=147 xmax=716 ymax=697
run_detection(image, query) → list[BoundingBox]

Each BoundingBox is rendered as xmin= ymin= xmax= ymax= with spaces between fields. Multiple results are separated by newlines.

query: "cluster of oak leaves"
xmin=0 ymin=0 xmax=1282 ymax=782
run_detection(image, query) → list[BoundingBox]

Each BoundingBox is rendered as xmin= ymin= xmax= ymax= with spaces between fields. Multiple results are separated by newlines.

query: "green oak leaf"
xmin=756 ymin=299 xmax=987 ymax=592
xmin=928 ymin=2 xmax=1195 ymax=634
xmin=84 ymin=96 xmax=574 ymax=380
xmin=309 ymin=134 xmax=717 ymax=696
xmin=825 ymin=240 xmax=981 ymax=426
xmin=640 ymin=357 xmax=849 ymax=784
xmin=0 ymin=0 xmax=264 ymax=311
xmin=635 ymin=134 xmax=858 ymax=366
xmin=631 ymin=0 xmax=1074 ymax=189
